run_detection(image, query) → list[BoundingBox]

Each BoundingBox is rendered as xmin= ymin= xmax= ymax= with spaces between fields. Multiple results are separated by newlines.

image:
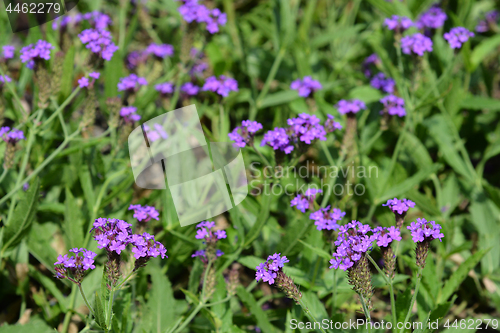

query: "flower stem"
xmin=298 ymin=298 xmax=328 ymax=333
xmin=114 ymin=270 xmax=135 ymax=290
xmin=0 ymin=168 xmax=8 ymax=184
xmin=173 ymin=302 xmax=204 ymax=333
xmin=359 ymin=294 xmax=372 ymax=333
xmin=399 ymin=268 xmax=423 ymax=333
xmin=250 ymin=142 xmax=272 ymax=168
xmin=78 ymin=284 xmax=95 ymax=317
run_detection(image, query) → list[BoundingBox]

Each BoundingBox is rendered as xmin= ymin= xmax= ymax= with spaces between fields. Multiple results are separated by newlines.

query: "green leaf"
xmin=100 ymin=266 xmax=110 ymax=322
xmin=94 ymin=291 xmax=108 ymax=332
xmin=79 ymin=163 xmax=96 ymax=218
xmin=470 ymin=35 xmax=500 ymax=72
xmin=104 ymin=50 xmax=123 ymax=98
xmin=236 ymin=286 xmax=276 ymax=333
xmin=59 ymin=45 xmax=75 ymax=101
xmin=2 ymin=177 xmax=40 ymax=256
xmin=460 ymin=95 xmax=500 ymax=111
xmin=0 ymin=318 xmax=54 ymax=333
xmin=238 ymin=255 xmax=264 ymax=271
xmin=258 ymin=90 xmax=300 ymax=109
xmin=347 ymin=85 xmax=383 ymax=104
xmin=297 ymin=239 xmax=331 ymax=260
xmin=438 ymin=248 xmax=490 ymax=303
xmin=64 ymin=187 xmax=84 ymax=249
xmin=147 ymin=264 xmax=175 ymax=332
xmin=244 ymin=183 xmax=272 ymax=248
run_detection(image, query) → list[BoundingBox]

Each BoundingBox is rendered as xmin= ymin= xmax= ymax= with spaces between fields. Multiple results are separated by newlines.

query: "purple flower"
xmin=261 ymin=127 xmax=293 ymax=154
xmin=290 ymin=76 xmax=322 ymax=97
xmin=407 ymin=218 xmax=444 ymax=243
xmin=78 ymin=29 xmax=118 ymax=61
xmin=1 ymin=127 xmax=25 ymax=144
xmin=2 ymin=45 xmax=15 ymax=59
xmin=416 ymin=6 xmax=447 ymax=30
xmin=126 ymin=50 xmax=148 ymax=69
xmin=192 ymin=221 xmax=225 ymax=262
xmin=329 ymin=221 xmax=377 ymax=271
xmin=190 ymin=62 xmax=209 ymax=77
xmin=129 ymin=233 xmax=167 ymax=259
xmin=325 ymin=114 xmax=342 ymax=132
xmin=145 ymin=43 xmax=174 ymax=58
xmin=336 ymin=99 xmax=366 ymax=115
xmin=444 ymin=27 xmax=474 ymax=49
xmin=202 ymin=75 xmax=238 ymax=97
xmin=290 ymin=195 xmax=309 ymax=213
xmin=91 ymin=217 xmax=132 ymax=253
xmin=228 ymin=120 xmax=263 ymax=148
xmin=192 ymin=250 xmax=206 ymax=258
xmin=287 ymin=113 xmax=327 ymax=144
xmin=22 ymin=183 xmax=29 ymax=191
xmin=128 ymin=204 xmax=160 ymax=222
xmin=380 ymin=95 xmax=406 ymax=117
xmin=382 ymin=198 xmax=415 ymax=214
xmin=155 ymin=82 xmax=175 ymax=95
xmin=476 ymin=10 xmax=499 ymax=33
xmin=178 ymin=1 xmax=227 ymax=33
xmin=20 ymin=40 xmax=54 ymax=69
xmin=53 ymin=11 xmax=112 ymax=30
xmin=143 ymin=123 xmax=168 ymax=142
xmin=309 ymin=206 xmax=345 ymax=231
xmin=117 ymin=74 xmax=148 ymax=92
xmin=400 ymin=33 xmax=433 ymax=56
xmin=215 ymin=230 xmax=226 ymax=239
xmin=54 ymin=249 xmax=97 ymax=282
xmin=78 ymin=77 xmax=89 ymax=88
xmin=370 ymin=73 xmax=395 ymax=93
xmin=384 ymin=15 xmax=413 ymax=31
xmin=373 ymin=226 xmax=402 ymax=247
xmin=0 ymin=75 xmax=12 ymax=87
xmin=362 ymin=53 xmax=381 ymax=78
xmin=180 ymin=82 xmax=200 ymax=96
xmin=255 ymin=253 xmax=289 ymax=285
xmin=119 ymin=106 xmax=141 ymax=124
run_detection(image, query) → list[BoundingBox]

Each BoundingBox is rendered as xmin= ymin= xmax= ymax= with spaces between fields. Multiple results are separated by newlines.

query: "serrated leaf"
xmin=2 ymin=177 xmax=40 ymax=256
xmin=59 ymin=45 xmax=75 ymax=101
xmin=147 ymin=264 xmax=175 ymax=332
xmin=94 ymin=291 xmax=108 ymax=332
xmin=64 ymin=187 xmax=84 ymax=249
xmin=438 ymin=248 xmax=490 ymax=303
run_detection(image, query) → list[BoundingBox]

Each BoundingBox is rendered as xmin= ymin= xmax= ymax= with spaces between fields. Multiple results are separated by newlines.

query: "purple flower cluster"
xmin=78 ymin=72 xmax=100 ymax=89
xmin=54 ymin=248 xmax=97 ymax=281
xmin=384 ymin=15 xmax=413 ymax=31
xmin=444 ymin=27 xmax=474 ymax=49
xmin=78 ymin=29 xmax=119 ymax=61
xmin=401 ymin=33 xmax=433 ymax=56
xmin=117 ymin=74 xmax=148 ymax=92
xmin=189 ymin=48 xmax=209 ymax=77
xmin=181 ymin=82 xmax=200 ymax=96
xmin=370 ymin=73 xmax=395 ymax=93
xmin=382 ymin=197 xmax=415 ymax=214
xmin=362 ymin=53 xmax=381 ymax=78
xmin=310 ymin=206 xmax=345 ymax=231
xmin=191 ymin=249 xmax=224 ymax=259
xmin=416 ymin=6 xmax=447 ymax=30
xmin=128 ymin=204 xmax=160 ymax=222
xmin=0 ymin=127 xmax=25 ymax=144
xmin=52 ymin=11 xmax=112 ymax=30
xmin=336 ymin=99 xmax=366 ymax=115
xmin=261 ymin=127 xmax=293 ymax=154
xmin=288 ymin=114 xmax=327 ymax=144
xmin=155 ymin=82 xmax=175 ymax=95
xmin=329 ymin=221 xmax=376 ymax=271
xmin=0 ymin=75 xmax=11 ymax=87
xmin=126 ymin=50 xmax=149 ymax=69
xmin=373 ymin=226 xmax=401 ymax=247
xmin=195 ymin=221 xmax=227 ymax=240
xmin=290 ymin=188 xmax=322 ymax=213
xmin=2 ymin=45 xmax=15 ymax=59
xmin=228 ymin=120 xmax=263 ymax=148
xmin=324 ymin=115 xmax=343 ymax=133
xmin=255 ymin=253 xmax=289 ymax=285
xmin=202 ymin=75 xmax=238 ymax=97
xmin=407 ymin=218 xmax=444 ymax=243
xmin=20 ymin=40 xmax=54 ymax=69
xmin=120 ymin=106 xmax=141 ymax=124
xmin=380 ymin=95 xmax=406 ymax=117
xmin=130 ymin=232 xmax=167 ymax=259
xmin=290 ymin=76 xmax=322 ymax=97
xmin=145 ymin=43 xmax=174 ymax=58
xmin=178 ymin=0 xmax=227 ymax=34
xmin=476 ymin=10 xmax=499 ymax=33
xmin=144 ymin=123 xmax=168 ymax=142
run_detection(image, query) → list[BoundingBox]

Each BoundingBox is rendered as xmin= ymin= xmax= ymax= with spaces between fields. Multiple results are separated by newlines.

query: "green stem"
xmin=298 ymin=298 xmax=328 ymax=333
xmin=107 ymin=288 xmax=114 ymax=329
xmin=173 ymin=302 xmax=204 ymax=333
xmin=114 ymin=270 xmax=136 ymax=290
xmin=250 ymin=142 xmax=272 ymax=168
xmin=0 ymin=168 xmax=8 ymax=184
xmin=61 ymin=284 xmax=78 ymax=333
xmin=42 ymin=87 xmax=81 ymax=129
xmin=0 ymin=65 xmax=26 ymax=119
xmin=400 ymin=268 xmax=423 ymax=333
xmin=389 ymin=279 xmax=397 ymax=331
xmin=359 ymin=295 xmax=372 ymax=333
xmin=204 ymin=295 xmax=232 ymax=307
xmin=78 ymin=284 xmax=95 ymax=317
xmin=201 ymin=259 xmax=213 ymax=302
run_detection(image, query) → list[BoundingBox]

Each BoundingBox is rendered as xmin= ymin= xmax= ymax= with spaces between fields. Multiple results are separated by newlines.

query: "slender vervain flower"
xmin=20 ymin=40 xmax=54 ymax=69
xmin=290 ymin=76 xmax=322 ymax=98
xmin=370 ymin=73 xmax=395 ymax=94
xmin=117 ymin=74 xmax=148 ymax=92
xmin=373 ymin=226 xmax=401 ymax=278
xmin=290 ymin=188 xmax=322 ymax=213
xmin=382 ymin=197 xmax=415 ymax=228
xmin=476 ymin=10 xmax=499 ymax=33
xmin=228 ymin=120 xmax=263 ymax=148
xmin=54 ymin=248 xmax=97 ymax=284
xmin=401 ymin=33 xmax=433 ymax=56
xmin=79 ymin=29 xmax=119 ymax=62
xmin=128 ymin=204 xmax=160 ymax=222
xmin=192 ymin=221 xmax=226 ymax=263
xmin=1 ymin=127 xmax=25 ymax=169
xmin=329 ymin=221 xmax=376 ymax=309
xmin=384 ymin=15 xmax=413 ymax=32
xmin=1 ymin=45 xmax=15 ymax=61
xmin=256 ymin=253 xmax=302 ymax=303
xmin=415 ymin=6 xmax=447 ymax=30
xmin=362 ymin=53 xmax=381 ymax=78
xmin=202 ymin=75 xmax=238 ymax=97
xmin=145 ymin=43 xmax=174 ymax=59
xmin=310 ymin=206 xmax=345 ymax=231
xmin=444 ymin=27 xmax=474 ymax=49
xmin=380 ymin=95 xmax=406 ymax=117
xmin=407 ymin=218 xmax=444 ymax=270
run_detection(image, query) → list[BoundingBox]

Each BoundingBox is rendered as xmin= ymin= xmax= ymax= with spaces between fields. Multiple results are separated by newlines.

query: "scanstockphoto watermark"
xmin=249 ymin=161 xmax=379 ymax=197
xmin=289 ymin=319 xmax=444 ymax=331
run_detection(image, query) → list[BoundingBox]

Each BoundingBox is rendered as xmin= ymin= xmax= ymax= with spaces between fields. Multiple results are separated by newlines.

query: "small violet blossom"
xmin=202 ymin=75 xmax=238 ymax=97
xmin=0 ymin=127 xmax=25 ymax=144
xmin=128 ymin=204 xmax=160 ymax=222
xmin=78 ymin=29 xmax=118 ymax=61
xmin=384 ymin=15 xmax=413 ymax=31
xmin=336 ymin=99 xmax=366 ymax=115
xmin=228 ymin=120 xmax=263 ymax=148
xmin=400 ymin=33 xmax=433 ymax=56
xmin=380 ymin=95 xmax=406 ymax=117
xmin=407 ymin=218 xmax=444 ymax=243
xmin=310 ymin=206 xmax=346 ymax=231
xmin=444 ymin=27 xmax=474 ymax=49
xmin=290 ymin=76 xmax=322 ymax=97
xmin=119 ymin=106 xmax=141 ymax=124
xmin=416 ymin=6 xmax=447 ymax=30
xmin=20 ymin=40 xmax=54 ymax=69
xmin=118 ymin=74 xmax=148 ymax=92
xmin=370 ymin=73 xmax=395 ymax=93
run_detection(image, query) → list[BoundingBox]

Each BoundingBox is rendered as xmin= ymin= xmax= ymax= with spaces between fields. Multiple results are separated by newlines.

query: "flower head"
xmin=416 ymin=6 xmax=447 ymax=29
xmin=228 ymin=120 xmax=263 ymax=148
xmin=53 ymin=11 xmax=112 ymax=30
xmin=20 ymin=40 xmax=54 ymax=69
xmin=400 ymin=33 xmax=433 ymax=56
xmin=373 ymin=226 xmax=402 ymax=247
xmin=1 ymin=127 xmax=25 ymax=144
xmin=155 ymin=82 xmax=175 ymax=95
xmin=380 ymin=95 xmax=406 ymax=117
xmin=476 ymin=10 xmax=499 ymax=33
xmin=91 ymin=217 xmax=132 ymax=254
xmin=181 ymin=82 xmax=200 ymax=96
xmin=384 ymin=15 xmax=413 ymax=31
xmin=2 ymin=45 xmax=15 ymax=59
xmin=178 ymin=1 xmax=227 ymax=33
xmin=78 ymin=29 xmax=118 ymax=61
xmin=192 ymin=221 xmax=225 ymax=262
xmin=129 ymin=232 xmax=167 ymax=259
xmin=370 ymin=73 xmax=395 ymax=93
xmin=407 ymin=218 xmax=444 ymax=243
xmin=287 ymin=113 xmax=327 ymax=144
xmin=310 ymin=206 xmax=345 ymax=231
xmin=290 ymin=76 xmax=322 ymax=97
xmin=119 ymin=106 xmax=141 ymax=124
xmin=145 ymin=43 xmax=174 ymax=58
xmin=336 ymin=99 xmax=366 ymax=115
xmin=128 ymin=204 xmax=160 ymax=222
xmin=382 ymin=197 xmax=415 ymax=215
xmin=54 ymin=249 xmax=97 ymax=282
xmin=143 ymin=123 xmax=168 ymax=142
xmin=261 ymin=127 xmax=294 ymax=154
xmin=202 ymin=75 xmax=238 ymax=97
xmin=444 ymin=27 xmax=474 ymax=49
xmin=78 ymin=72 xmax=100 ymax=89
xmin=117 ymin=74 xmax=147 ymax=92
xmin=362 ymin=53 xmax=381 ymax=78
xmin=324 ymin=114 xmax=342 ymax=132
